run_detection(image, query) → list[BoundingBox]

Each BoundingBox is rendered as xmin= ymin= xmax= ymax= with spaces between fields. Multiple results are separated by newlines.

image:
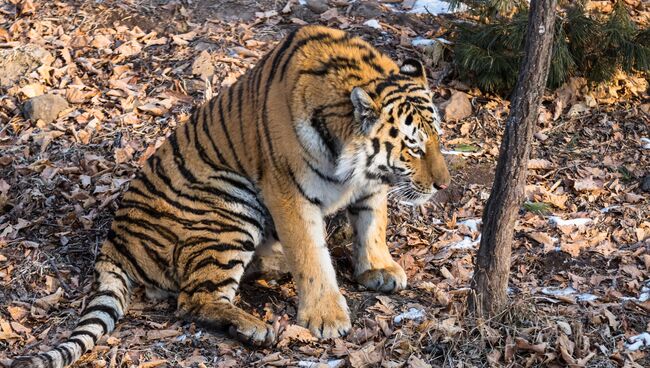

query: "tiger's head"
xmin=341 ymin=59 xmax=451 ymax=205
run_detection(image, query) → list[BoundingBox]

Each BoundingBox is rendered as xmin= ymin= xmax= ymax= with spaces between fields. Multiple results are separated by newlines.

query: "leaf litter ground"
xmin=0 ymin=1 xmax=648 ymax=367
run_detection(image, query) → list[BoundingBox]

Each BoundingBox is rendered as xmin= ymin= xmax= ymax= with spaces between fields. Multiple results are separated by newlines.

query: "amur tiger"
xmin=12 ymin=25 xmax=451 ymax=367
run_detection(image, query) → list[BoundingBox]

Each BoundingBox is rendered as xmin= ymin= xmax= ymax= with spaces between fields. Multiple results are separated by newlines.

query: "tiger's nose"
xmin=434 ymin=183 xmax=448 ymax=190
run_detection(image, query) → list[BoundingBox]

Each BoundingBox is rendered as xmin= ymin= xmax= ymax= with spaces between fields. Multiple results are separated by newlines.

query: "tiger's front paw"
xmin=356 ymin=262 xmax=407 ymax=292
xmin=298 ymin=291 xmax=351 ymax=339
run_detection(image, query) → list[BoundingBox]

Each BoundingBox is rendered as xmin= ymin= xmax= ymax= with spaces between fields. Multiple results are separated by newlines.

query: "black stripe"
xmin=348 ymin=205 xmax=373 ymax=215
xmin=354 ymin=191 xmax=380 ymax=204
xmin=201 ymin=102 xmax=229 ymax=166
xmin=182 ymin=278 xmax=238 ymax=294
xmin=368 ymin=138 xmax=380 ymax=163
xmin=311 ymin=111 xmax=341 ymax=159
xmin=70 ymin=329 xmax=100 ymax=342
xmin=182 ymin=243 xmax=250 ymax=274
xmin=168 ymin=132 xmax=199 ymax=184
xmin=287 ymin=166 xmax=321 ymax=205
xmin=112 ymin=225 xmax=169 ymax=274
xmin=91 ymin=289 xmax=125 ymax=310
xmin=83 ymin=304 xmax=119 ymax=323
xmin=191 ymin=107 xmax=224 ymax=173
xmin=217 ymin=91 xmax=247 ymax=175
xmin=69 ymin=337 xmax=89 ymax=353
xmin=41 ymin=353 xmax=54 ymax=366
xmin=235 ymin=82 xmax=248 ymax=165
xmin=107 ymin=234 xmax=163 ymax=288
xmin=300 ymin=55 xmax=361 ymax=76
xmin=54 ymin=346 xmax=72 ymax=366
xmin=279 ymin=32 xmax=347 ymax=80
xmin=303 ymin=157 xmax=342 ymax=184
xmin=78 ymin=317 xmax=109 ymax=334
xmin=362 ymin=52 xmax=385 ymax=75
xmin=116 ymin=223 xmax=167 ymax=250
xmin=190 ymin=258 xmax=245 ymax=274
xmin=113 ymin=214 xmax=178 ymax=245
xmin=208 ymin=173 xmax=258 ymax=198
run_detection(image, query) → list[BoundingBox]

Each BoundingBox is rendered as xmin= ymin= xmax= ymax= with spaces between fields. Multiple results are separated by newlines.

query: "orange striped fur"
xmin=12 ymin=25 xmax=450 ymax=368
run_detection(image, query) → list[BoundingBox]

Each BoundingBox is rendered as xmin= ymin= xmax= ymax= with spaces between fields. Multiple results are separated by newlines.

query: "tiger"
xmin=11 ymin=25 xmax=451 ymax=368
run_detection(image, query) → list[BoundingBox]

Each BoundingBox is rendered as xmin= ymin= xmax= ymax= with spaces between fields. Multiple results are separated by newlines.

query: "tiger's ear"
xmin=351 ymin=87 xmax=379 ymax=135
xmin=400 ymin=59 xmax=427 ymax=84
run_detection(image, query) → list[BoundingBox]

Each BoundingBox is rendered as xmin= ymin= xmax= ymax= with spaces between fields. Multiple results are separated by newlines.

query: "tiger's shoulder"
xmin=278 ymin=25 xmax=400 ymax=92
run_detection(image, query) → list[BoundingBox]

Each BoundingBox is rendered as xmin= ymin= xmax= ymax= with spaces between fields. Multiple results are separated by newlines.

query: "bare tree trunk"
xmin=470 ymin=0 xmax=557 ymax=317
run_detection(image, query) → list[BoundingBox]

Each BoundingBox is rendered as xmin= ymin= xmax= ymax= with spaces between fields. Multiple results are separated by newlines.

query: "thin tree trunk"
xmin=470 ymin=0 xmax=557 ymax=317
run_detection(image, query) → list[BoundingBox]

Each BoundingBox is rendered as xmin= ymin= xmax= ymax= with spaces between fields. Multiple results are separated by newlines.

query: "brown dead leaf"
xmin=146 ymin=329 xmax=181 ymax=340
xmin=34 ymin=287 xmax=63 ymax=311
xmin=277 ymin=324 xmax=316 ymax=347
xmin=528 ymin=159 xmax=553 ymax=170
xmin=116 ymin=41 xmax=142 ymax=57
xmin=7 ymin=306 xmax=28 ymax=321
xmin=528 ymin=232 xmax=556 ymax=252
xmin=349 ymin=340 xmax=384 ymax=368
xmin=407 ymin=355 xmax=432 ymax=368
xmin=515 ymin=337 xmax=547 ymax=354
xmin=573 ymin=177 xmax=603 ymax=192
xmin=561 ymin=240 xmax=590 ymax=257
xmin=114 ymin=146 xmax=135 ymax=164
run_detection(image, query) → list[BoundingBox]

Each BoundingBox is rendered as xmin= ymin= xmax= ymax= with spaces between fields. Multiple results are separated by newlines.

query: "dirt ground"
xmin=0 ymin=0 xmax=649 ymax=367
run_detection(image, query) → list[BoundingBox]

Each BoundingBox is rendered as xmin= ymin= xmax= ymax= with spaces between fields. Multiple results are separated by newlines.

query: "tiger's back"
xmin=12 ymin=25 xmax=451 ymax=368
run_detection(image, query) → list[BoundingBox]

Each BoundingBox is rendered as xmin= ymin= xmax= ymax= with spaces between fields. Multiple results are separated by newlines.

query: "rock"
xmin=0 ymin=44 xmax=54 ymax=87
xmin=305 ymin=0 xmax=330 ymax=14
xmin=351 ymin=1 xmax=385 ymax=19
xmin=442 ymin=91 xmax=472 ymax=121
xmin=642 ymin=175 xmax=650 ymax=193
xmin=23 ymin=94 xmax=70 ymax=124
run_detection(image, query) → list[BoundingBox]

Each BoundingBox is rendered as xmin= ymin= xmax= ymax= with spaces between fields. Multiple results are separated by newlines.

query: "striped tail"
xmin=11 ymin=259 xmax=132 ymax=368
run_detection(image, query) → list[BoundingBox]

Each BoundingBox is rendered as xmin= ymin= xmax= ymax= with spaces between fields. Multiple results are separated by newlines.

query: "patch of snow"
xmin=363 ymin=19 xmax=382 ymax=30
xmin=449 ymin=236 xmax=480 ymax=249
xmin=549 ymin=216 xmax=593 ymax=227
xmin=600 ymin=205 xmax=620 ymax=213
xmin=394 ymin=307 xmax=425 ymax=324
xmin=298 ymin=359 xmax=345 ymax=368
xmin=459 ymin=218 xmax=481 ymax=232
xmin=637 ymin=281 xmax=650 ymax=302
xmin=541 ymin=286 xmax=576 ymax=297
xmin=625 ymin=333 xmax=650 ymax=351
xmin=407 ymin=0 xmax=464 ymax=15
xmin=411 ymin=37 xmax=452 ymax=47
xmin=620 ymin=281 xmax=650 ymax=302
xmin=576 ymin=293 xmax=598 ymax=302
xmin=441 ymin=149 xmax=482 ymax=156
xmin=298 ymin=0 xmax=306 ymax=4
xmin=641 ymin=137 xmax=650 ymax=149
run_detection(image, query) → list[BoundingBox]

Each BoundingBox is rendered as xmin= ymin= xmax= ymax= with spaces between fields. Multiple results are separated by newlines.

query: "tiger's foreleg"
xmin=265 ymin=193 xmax=351 ymax=339
xmin=348 ymin=188 xmax=407 ymax=293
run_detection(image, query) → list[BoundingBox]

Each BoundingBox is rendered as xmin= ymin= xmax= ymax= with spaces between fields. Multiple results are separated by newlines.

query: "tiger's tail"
xmin=11 ymin=258 xmax=132 ymax=368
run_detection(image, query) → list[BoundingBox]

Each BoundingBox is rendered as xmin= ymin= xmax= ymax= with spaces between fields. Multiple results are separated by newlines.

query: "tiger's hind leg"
xmin=175 ymin=226 xmax=276 ymax=346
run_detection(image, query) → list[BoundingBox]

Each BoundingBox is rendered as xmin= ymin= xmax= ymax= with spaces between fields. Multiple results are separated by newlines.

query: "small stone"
xmin=23 ymin=94 xmax=70 ymax=124
xmin=351 ymin=1 xmax=384 ymax=19
xmin=534 ymin=132 xmax=549 ymax=141
xmin=441 ymin=91 xmax=472 ymax=121
xmin=305 ymin=0 xmax=330 ymax=14
xmin=642 ymin=175 xmax=650 ymax=193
